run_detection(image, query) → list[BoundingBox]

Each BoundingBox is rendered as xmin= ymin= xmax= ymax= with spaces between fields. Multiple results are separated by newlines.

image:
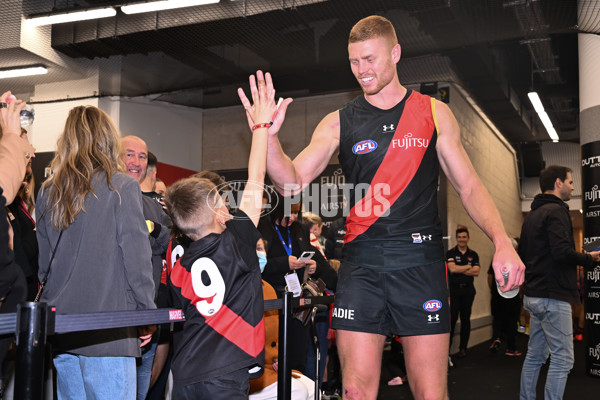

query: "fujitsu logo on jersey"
xmin=352 ymin=140 xmax=378 ymax=154
xmin=391 ymin=133 xmax=429 ymax=150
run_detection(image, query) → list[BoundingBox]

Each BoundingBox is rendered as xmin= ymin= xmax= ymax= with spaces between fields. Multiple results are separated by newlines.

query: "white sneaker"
xmin=448 ymin=355 xmax=454 ymax=367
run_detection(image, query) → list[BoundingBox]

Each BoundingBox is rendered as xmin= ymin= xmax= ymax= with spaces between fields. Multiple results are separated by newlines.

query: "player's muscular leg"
xmin=402 ymin=333 xmax=450 ymax=400
xmin=337 ymin=330 xmax=385 ymax=400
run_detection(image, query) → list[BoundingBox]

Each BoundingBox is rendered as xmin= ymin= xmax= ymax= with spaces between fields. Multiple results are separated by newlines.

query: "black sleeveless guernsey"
xmin=338 ymin=89 xmax=445 ymax=270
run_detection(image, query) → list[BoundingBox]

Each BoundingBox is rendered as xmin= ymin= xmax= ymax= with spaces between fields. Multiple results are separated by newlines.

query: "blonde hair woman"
xmin=302 ymin=212 xmax=326 ymax=258
xmin=36 ymin=106 xmax=156 ymax=400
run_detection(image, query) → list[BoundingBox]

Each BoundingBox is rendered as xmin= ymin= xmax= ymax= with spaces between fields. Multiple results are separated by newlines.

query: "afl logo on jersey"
xmin=352 ymin=140 xmax=378 ymax=154
xmin=423 ymin=299 xmax=442 ymax=312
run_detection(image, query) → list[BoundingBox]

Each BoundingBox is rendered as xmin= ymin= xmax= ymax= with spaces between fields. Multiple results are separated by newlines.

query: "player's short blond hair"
xmin=349 ymin=15 xmax=398 ymax=46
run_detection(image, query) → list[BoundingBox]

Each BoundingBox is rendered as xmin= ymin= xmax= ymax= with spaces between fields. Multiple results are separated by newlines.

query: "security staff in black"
xmin=446 ymin=226 xmax=480 ymax=358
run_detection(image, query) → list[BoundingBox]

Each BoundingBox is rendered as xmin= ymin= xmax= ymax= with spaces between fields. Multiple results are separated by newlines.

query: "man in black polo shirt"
xmin=447 ymin=225 xmax=480 ymax=358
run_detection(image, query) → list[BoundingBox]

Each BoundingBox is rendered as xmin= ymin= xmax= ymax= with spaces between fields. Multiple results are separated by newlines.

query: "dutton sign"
xmin=581 ymin=141 xmax=600 ymax=378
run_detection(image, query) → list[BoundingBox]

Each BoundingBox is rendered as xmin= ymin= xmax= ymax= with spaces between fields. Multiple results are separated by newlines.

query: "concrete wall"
xmin=201 ymin=91 xmax=359 ymax=170
xmin=445 ymin=83 xmax=523 ymax=351
xmin=28 ymin=92 xmax=203 ymax=172
xmin=114 ymin=97 xmax=203 ymax=171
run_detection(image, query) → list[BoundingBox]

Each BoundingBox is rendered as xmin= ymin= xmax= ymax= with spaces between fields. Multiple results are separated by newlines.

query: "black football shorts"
xmin=331 ymin=260 xmax=450 ymax=336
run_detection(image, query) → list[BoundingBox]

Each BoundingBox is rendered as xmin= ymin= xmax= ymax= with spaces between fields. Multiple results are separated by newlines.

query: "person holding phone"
xmin=257 ymin=197 xmax=337 ymax=374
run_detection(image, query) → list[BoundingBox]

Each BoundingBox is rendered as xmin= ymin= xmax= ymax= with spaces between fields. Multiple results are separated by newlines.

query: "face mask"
xmin=257 ymin=251 xmax=267 ymax=273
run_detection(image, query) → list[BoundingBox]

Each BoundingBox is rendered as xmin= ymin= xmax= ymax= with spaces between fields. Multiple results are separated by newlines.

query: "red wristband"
xmin=251 ymin=122 xmax=272 ymax=131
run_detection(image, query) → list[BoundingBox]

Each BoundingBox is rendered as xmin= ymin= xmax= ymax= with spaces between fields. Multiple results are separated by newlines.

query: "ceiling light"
xmin=0 ymin=66 xmax=48 ymax=79
xmin=121 ymin=0 xmax=219 ymax=14
xmin=26 ymin=7 xmax=116 ymax=26
xmin=528 ymin=91 xmax=559 ymax=142
xmin=527 ymin=92 xmax=544 ymax=114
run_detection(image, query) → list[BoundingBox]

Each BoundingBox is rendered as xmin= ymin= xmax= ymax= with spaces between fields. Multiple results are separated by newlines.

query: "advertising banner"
xmin=581 ymin=141 xmax=600 ymax=378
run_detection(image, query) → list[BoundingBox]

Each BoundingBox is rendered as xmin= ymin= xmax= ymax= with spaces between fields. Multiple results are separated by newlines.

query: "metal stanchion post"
xmin=15 ymin=302 xmax=48 ymax=400
xmin=277 ymin=292 xmax=293 ymax=400
xmin=310 ymin=308 xmax=320 ymax=400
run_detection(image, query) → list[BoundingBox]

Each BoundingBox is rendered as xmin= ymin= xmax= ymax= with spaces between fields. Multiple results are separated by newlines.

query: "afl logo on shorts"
xmin=423 ymin=299 xmax=442 ymax=312
xmin=352 ymin=140 xmax=377 ymax=155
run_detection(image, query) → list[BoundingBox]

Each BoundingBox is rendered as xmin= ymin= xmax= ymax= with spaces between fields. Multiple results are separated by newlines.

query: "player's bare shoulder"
xmin=433 ymin=100 xmax=459 ymax=139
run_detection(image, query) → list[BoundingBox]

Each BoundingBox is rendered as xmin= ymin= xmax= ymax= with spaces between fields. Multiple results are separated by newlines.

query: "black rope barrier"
xmin=0 ymin=313 xmax=17 ymax=336
xmin=0 ymin=295 xmax=334 ymax=336
xmin=10 ymin=294 xmax=335 ymax=400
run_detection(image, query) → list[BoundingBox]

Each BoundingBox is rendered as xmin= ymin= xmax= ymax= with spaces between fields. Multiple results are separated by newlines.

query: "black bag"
xmin=293 ymin=275 xmax=326 ymax=326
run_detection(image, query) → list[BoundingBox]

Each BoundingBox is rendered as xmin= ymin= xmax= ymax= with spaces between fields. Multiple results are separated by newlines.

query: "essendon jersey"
xmin=338 ymin=90 xmax=444 ymax=270
xmin=166 ymin=210 xmax=265 ymax=386
xmin=446 ymin=246 xmax=479 ymax=286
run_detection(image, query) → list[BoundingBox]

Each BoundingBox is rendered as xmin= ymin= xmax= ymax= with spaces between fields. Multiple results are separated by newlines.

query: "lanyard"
xmin=18 ymin=197 xmax=36 ymax=227
xmin=274 ymin=224 xmax=292 ymax=256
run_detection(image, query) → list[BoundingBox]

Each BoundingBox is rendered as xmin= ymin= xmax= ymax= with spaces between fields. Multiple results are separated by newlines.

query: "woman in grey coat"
xmin=36 ymin=106 xmax=156 ymax=400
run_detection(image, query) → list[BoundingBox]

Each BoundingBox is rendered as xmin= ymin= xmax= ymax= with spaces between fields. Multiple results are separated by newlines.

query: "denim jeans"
xmin=136 ymin=338 xmax=158 ymax=400
xmin=520 ymin=296 xmax=574 ymax=400
xmin=54 ymin=353 xmax=136 ymax=400
xmin=305 ymin=310 xmax=329 ymax=386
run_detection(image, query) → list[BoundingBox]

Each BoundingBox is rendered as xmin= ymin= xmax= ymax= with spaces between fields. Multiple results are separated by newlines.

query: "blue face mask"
xmin=257 ymin=251 xmax=267 ymax=273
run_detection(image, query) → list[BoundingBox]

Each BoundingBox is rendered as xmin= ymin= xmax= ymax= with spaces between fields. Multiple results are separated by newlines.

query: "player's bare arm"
xmin=434 ymin=100 xmax=525 ymax=291
xmin=266 ymin=110 xmax=340 ymax=195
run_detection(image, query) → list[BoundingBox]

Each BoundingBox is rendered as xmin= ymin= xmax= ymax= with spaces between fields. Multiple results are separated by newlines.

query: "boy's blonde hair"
xmin=165 ymin=177 xmax=220 ymax=238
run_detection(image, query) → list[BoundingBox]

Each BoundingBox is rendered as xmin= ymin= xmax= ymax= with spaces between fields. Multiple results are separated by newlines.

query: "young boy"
xmin=165 ymin=71 xmax=285 ymax=399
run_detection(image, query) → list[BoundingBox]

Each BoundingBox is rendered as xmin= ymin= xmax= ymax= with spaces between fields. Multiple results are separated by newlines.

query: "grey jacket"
xmin=37 ymin=172 xmax=156 ymax=357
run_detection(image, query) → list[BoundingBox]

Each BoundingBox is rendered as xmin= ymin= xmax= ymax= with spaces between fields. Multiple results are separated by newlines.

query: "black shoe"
xmin=489 ymin=338 xmax=501 ymax=353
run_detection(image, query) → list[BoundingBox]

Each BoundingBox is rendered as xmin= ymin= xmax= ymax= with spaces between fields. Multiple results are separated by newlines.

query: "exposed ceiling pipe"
xmin=507 ymin=0 xmax=571 ymax=135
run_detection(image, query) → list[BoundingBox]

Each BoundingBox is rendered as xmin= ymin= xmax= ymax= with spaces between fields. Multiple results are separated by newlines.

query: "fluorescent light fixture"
xmin=527 ymin=92 xmax=545 ymax=114
xmin=121 ymin=0 xmax=219 ymax=14
xmin=0 ymin=66 xmax=48 ymax=79
xmin=26 ymin=7 xmax=116 ymax=27
xmin=528 ymin=91 xmax=559 ymax=142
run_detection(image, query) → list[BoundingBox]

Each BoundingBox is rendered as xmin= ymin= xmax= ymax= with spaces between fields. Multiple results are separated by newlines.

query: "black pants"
xmin=0 ymin=263 xmax=27 ymax=376
xmin=490 ymin=289 xmax=521 ymax=350
xmin=172 ymin=367 xmax=250 ymax=400
xmin=449 ymin=285 xmax=475 ymax=350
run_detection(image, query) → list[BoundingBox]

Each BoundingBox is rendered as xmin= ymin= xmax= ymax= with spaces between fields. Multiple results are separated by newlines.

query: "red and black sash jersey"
xmin=166 ymin=210 xmax=265 ymax=386
xmin=338 ymin=89 xmax=444 ymax=270
xmin=446 ymin=246 xmax=479 ymax=286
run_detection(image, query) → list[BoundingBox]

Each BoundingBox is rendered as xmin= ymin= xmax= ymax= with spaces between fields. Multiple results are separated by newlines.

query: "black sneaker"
xmin=489 ymin=338 xmax=501 ymax=353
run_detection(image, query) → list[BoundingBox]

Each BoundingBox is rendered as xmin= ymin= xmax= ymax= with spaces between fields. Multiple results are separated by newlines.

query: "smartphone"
xmin=297 ymin=251 xmax=315 ymax=262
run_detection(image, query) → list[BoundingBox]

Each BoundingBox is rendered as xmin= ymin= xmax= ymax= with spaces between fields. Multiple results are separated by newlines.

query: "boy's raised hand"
xmin=238 ymin=71 xmax=291 ymax=135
